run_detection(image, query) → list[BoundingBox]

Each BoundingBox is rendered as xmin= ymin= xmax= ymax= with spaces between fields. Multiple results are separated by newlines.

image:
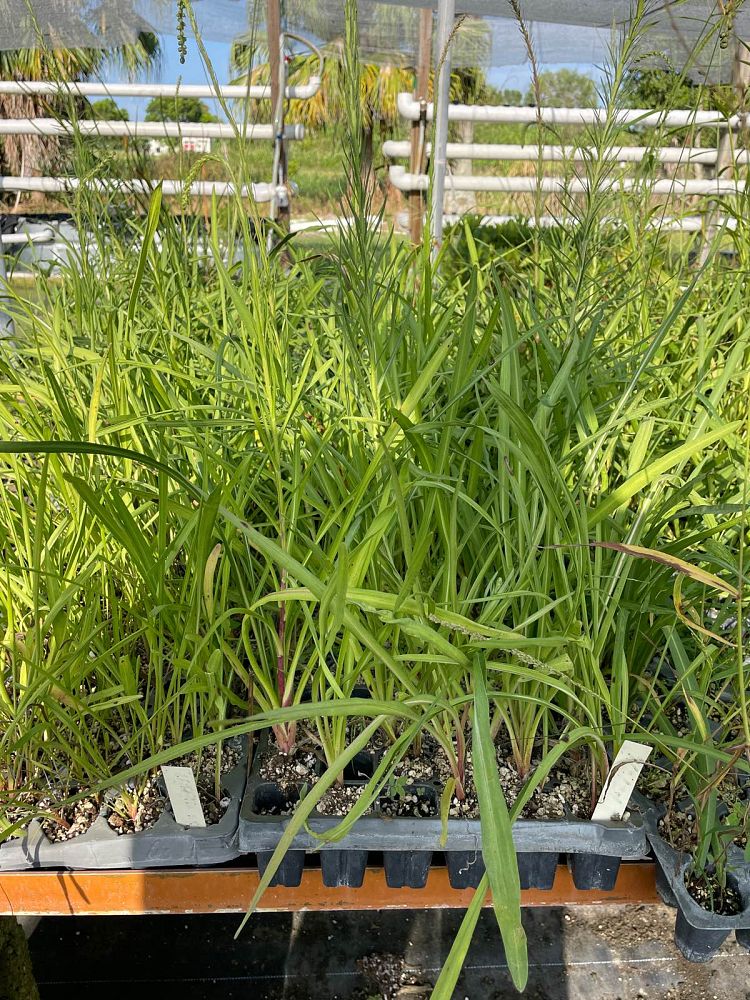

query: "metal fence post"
xmin=267 ymin=0 xmax=290 ymax=237
xmin=698 ymin=37 xmax=750 ymax=265
xmin=429 ymin=0 xmax=455 ymax=256
xmin=409 ymin=8 xmax=433 ymax=244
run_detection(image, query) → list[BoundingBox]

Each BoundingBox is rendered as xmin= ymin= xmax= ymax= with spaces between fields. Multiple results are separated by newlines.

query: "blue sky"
xmin=103 ymin=34 xmax=232 ymax=120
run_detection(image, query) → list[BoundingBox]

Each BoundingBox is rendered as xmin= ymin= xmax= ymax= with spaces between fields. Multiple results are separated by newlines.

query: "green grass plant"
xmin=0 ymin=0 xmax=749 ymax=992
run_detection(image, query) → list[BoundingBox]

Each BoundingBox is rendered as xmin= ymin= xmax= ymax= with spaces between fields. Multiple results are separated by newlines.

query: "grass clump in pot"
xmin=0 ymin=0 xmax=749 ymax=992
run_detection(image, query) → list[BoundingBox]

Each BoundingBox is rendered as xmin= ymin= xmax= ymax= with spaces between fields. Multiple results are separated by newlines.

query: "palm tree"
xmin=231 ymin=41 xmax=488 ymax=185
xmin=231 ymin=40 xmax=413 ymax=183
xmin=0 ymin=12 xmax=159 ymax=195
xmin=230 ymin=2 xmax=491 ymax=192
xmin=255 ymin=0 xmax=490 ymax=70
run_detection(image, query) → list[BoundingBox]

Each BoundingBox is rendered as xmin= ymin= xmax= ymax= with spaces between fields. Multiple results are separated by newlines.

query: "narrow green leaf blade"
xmin=591 ymin=423 xmax=740 ymax=525
xmin=127 ymin=184 xmax=162 ymax=324
xmin=431 ymin=872 xmax=488 ymax=1000
xmin=472 ymin=655 xmax=528 ymax=992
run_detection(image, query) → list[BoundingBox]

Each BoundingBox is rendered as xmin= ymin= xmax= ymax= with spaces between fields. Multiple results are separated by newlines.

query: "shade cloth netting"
xmin=0 ymin=1 xmax=743 ymax=82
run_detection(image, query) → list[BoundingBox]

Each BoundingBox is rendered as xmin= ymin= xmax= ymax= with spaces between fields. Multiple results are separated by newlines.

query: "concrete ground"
xmin=29 ymin=903 xmax=750 ymax=1000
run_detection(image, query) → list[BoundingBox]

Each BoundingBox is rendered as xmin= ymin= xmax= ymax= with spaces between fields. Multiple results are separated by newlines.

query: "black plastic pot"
xmin=0 ymin=737 xmax=248 ymax=871
xmin=655 ymin=862 xmax=678 ymax=908
xmin=568 ymin=853 xmax=621 ymax=891
xmin=344 ymin=750 xmax=381 ymax=782
xmin=242 ymin=744 xmax=443 ymax=888
xmin=240 ymin=731 xmax=649 ymax=890
xmin=257 ymin=848 xmax=306 ymax=888
xmin=634 ymin=793 xmax=750 ymax=963
xmin=445 ymin=851 xmax=563 ymax=892
xmin=320 ymin=848 xmax=369 ymax=888
xmin=445 ymin=850 xmax=485 ymax=889
xmin=518 ymin=852 xmax=559 ymax=890
xmin=383 ymin=850 xmax=433 ymax=889
xmin=674 ymin=910 xmax=731 ymax=963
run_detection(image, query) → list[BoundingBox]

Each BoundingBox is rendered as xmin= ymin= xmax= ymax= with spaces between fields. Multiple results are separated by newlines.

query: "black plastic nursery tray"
xmin=0 ymin=738 xmax=248 ymax=871
xmin=239 ymin=734 xmax=649 ymax=891
xmin=634 ymin=794 xmax=750 ymax=962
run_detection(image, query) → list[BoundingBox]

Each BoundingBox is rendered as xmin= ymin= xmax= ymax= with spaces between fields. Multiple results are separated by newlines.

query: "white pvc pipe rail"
xmin=440 ymin=212 xmax=737 ymax=233
xmin=389 ymin=165 xmax=748 ymax=195
xmin=0 ymin=119 xmax=304 ymax=140
xmin=383 ymin=139 xmax=750 ymax=165
xmin=396 ymin=92 xmax=744 ymax=129
xmin=0 ymin=177 xmax=278 ymax=201
xmin=290 ymin=214 xmax=383 ymax=233
xmin=0 ymin=228 xmax=55 ymax=245
xmin=0 ymin=79 xmax=322 ymax=101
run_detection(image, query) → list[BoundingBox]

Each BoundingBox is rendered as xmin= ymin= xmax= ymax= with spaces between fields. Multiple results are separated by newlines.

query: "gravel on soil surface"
xmin=4 ymin=791 xmax=102 ymax=844
xmin=106 ymin=738 xmax=242 ymax=834
xmin=684 ymin=869 xmax=743 ymax=915
xmin=651 ymin=773 xmax=747 ymax=853
xmin=16 ymin=738 xmax=244 ymax=842
xmin=256 ymin=790 xmax=299 ymax=817
xmin=106 ymin=774 xmax=164 ymax=835
xmin=393 ymin=737 xmax=595 ymax=820
xmin=260 ymin=745 xmax=319 ymax=791
xmin=39 ymin=796 xmax=100 ymax=843
xmin=317 ymin=783 xmax=371 ymax=816
xmin=379 ymin=788 xmax=436 ymax=818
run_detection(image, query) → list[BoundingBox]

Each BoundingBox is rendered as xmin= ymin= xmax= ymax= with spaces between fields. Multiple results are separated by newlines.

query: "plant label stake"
xmin=26 ymin=820 xmax=45 ymax=850
xmin=592 ymin=741 xmax=653 ymax=822
xmin=161 ymin=767 xmax=206 ymax=828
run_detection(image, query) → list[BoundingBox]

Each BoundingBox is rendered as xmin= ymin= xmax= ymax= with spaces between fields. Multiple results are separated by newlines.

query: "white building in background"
xmin=147 ymin=137 xmax=212 ymax=157
xmin=181 ymin=137 xmax=212 ymax=154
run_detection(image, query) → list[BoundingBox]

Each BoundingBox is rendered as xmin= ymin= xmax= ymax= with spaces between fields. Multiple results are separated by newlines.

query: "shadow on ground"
xmin=29 ymin=903 xmax=750 ymax=1000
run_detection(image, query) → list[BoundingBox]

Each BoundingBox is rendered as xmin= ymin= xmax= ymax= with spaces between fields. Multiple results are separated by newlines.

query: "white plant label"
xmin=161 ymin=766 xmax=206 ymax=828
xmin=591 ymin=741 xmax=653 ymax=822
